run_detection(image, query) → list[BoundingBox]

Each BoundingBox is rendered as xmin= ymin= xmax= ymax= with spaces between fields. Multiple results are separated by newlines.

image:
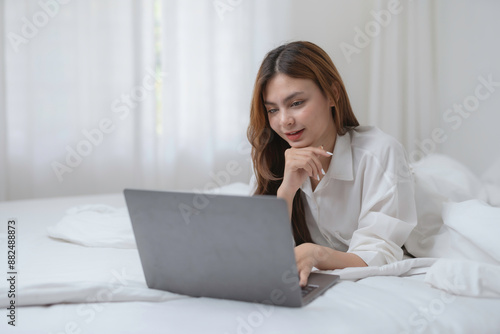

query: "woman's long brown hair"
xmin=247 ymin=41 xmax=359 ymax=245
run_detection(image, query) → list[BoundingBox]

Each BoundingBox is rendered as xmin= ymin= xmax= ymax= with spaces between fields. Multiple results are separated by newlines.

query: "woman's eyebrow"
xmin=264 ymin=91 xmax=305 ymax=105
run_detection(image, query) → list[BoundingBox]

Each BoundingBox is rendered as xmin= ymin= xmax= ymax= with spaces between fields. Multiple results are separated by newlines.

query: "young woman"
xmin=247 ymin=41 xmax=417 ymax=287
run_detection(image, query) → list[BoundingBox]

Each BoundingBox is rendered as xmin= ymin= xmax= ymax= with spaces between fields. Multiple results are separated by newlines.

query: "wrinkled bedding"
xmin=1 ymin=155 xmax=500 ymax=333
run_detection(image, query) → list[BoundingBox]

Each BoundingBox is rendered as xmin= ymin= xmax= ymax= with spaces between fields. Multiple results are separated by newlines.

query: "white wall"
xmin=0 ymin=0 xmax=6 ymax=200
xmin=436 ymin=0 xmax=500 ymax=176
xmin=284 ymin=0 xmax=500 ymax=176
xmin=283 ymin=0 xmax=372 ymax=125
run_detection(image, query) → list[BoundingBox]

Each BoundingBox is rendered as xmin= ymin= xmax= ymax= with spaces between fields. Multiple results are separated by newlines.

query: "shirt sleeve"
xmin=348 ymin=143 xmax=417 ymax=266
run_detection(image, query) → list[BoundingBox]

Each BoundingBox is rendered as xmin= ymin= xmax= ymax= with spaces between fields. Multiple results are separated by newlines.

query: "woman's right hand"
xmin=277 ymin=146 xmax=331 ymax=216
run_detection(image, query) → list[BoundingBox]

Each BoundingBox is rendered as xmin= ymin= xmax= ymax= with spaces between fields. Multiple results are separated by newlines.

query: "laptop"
xmin=124 ymin=188 xmax=339 ymax=307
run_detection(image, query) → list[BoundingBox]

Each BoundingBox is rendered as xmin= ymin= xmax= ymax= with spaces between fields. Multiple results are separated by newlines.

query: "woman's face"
xmin=263 ymin=73 xmax=336 ymax=149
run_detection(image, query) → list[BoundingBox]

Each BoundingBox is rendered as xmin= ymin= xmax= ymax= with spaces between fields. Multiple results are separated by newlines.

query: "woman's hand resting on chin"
xmin=277 ymin=146 xmax=331 ymax=217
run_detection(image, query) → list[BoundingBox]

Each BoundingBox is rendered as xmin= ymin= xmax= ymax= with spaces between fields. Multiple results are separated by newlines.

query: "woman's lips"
xmin=285 ymin=129 xmax=304 ymax=141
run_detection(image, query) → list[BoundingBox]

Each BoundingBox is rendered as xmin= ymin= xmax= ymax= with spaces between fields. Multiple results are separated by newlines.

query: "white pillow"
xmin=404 ymin=154 xmax=489 ymax=259
xmin=442 ymin=199 xmax=500 ymax=264
xmin=481 ymin=156 xmax=500 ymax=187
xmin=425 ymin=258 xmax=500 ymax=298
xmin=481 ymin=157 xmax=500 ymax=206
xmin=406 ymin=200 xmax=500 ymax=265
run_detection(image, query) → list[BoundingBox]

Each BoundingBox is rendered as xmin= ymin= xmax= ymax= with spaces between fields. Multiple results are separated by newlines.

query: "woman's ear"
xmin=330 ymin=82 xmax=340 ymax=106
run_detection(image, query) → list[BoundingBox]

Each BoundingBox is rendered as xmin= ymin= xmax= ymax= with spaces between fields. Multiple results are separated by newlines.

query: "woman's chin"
xmin=288 ymin=141 xmax=311 ymax=149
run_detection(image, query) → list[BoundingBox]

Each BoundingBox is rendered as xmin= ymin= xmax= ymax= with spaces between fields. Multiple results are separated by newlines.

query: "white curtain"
xmin=2 ymin=0 xmax=441 ymax=201
xmin=155 ymin=0 xmax=280 ymax=192
xmin=1 ymin=0 xmax=286 ymax=201
xmin=282 ymin=0 xmax=439 ymax=165
xmin=365 ymin=0 xmax=437 ymax=163
xmin=0 ymin=0 xmax=6 ymax=200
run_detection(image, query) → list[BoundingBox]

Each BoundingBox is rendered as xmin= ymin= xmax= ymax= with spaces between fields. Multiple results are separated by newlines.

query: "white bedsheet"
xmin=3 ymin=272 xmax=500 ymax=334
xmin=1 ymin=184 xmax=500 ymax=333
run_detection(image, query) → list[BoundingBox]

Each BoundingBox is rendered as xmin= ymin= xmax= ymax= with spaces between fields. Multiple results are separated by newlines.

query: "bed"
xmin=1 ymin=154 xmax=500 ymax=334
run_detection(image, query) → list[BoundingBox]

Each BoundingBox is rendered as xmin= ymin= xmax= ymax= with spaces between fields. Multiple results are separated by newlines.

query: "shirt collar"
xmin=300 ymin=131 xmax=354 ymax=196
xmin=328 ymin=131 xmax=354 ymax=181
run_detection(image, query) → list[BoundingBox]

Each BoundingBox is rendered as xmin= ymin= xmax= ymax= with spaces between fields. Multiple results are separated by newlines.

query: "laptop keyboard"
xmin=301 ymin=284 xmax=319 ymax=298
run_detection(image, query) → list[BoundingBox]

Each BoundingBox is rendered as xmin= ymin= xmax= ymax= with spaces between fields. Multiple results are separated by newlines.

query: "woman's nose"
xmin=280 ymin=110 xmax=294 ymax=127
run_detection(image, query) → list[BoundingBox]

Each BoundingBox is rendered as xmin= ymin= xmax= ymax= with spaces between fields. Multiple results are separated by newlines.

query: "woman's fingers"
xmin=294 ymin=243 xmax=318 ymax=287
xmin=281 ymin=146 xmax=331 ymax=195
xmin=298 ymin=266 xmax=311 ymax=288
xmin=286 ymin=147 xmax=326 ymax=180
xmin=289 ymin=154 xmax=317 ymax=178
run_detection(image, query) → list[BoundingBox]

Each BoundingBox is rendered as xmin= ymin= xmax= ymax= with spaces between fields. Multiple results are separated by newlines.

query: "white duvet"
xmin=1 ymin=155 xmax=500 ymax=309
xmin=3 ymin=219 xmax=500 ymax=310
xmin=1 ymin=160 xmax=500 ymax=334
xmin=2 ymin=155 xmax=500 ymax=308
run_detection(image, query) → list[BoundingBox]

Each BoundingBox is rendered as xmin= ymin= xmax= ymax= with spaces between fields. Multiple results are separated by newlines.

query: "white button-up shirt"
xmin=300 ymin=126 xmax=417 ymax=266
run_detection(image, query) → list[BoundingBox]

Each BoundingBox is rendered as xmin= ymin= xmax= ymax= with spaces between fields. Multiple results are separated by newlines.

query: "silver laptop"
xmin=124 ymin=188 xmax=339 ymax=307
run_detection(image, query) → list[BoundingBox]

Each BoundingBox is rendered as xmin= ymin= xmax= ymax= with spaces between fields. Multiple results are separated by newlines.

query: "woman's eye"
xmin=291 ymin=101 xmax=303 ymax=107
xmin=267 ymin=108 xmax=278 ymax=114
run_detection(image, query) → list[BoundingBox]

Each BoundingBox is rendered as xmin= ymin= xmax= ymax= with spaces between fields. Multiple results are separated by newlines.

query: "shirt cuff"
xmin=349 ymin=250 xmax=388 ymax=267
